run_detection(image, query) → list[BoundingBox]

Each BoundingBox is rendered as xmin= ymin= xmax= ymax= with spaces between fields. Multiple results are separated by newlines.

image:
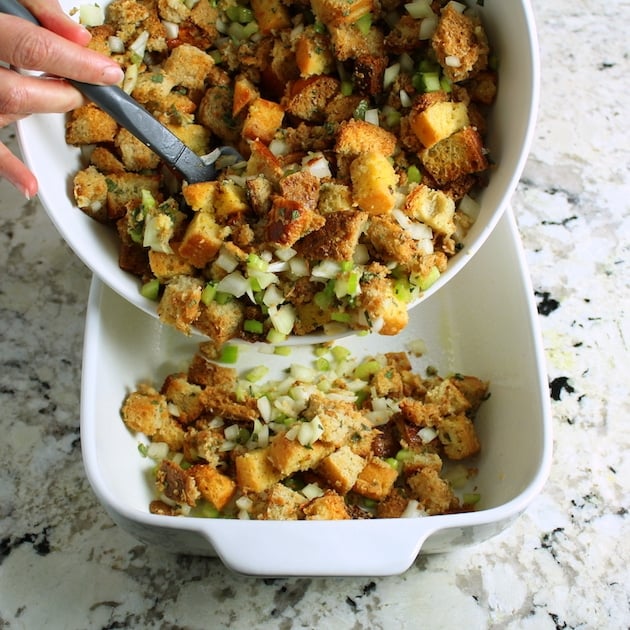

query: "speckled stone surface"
xmin=1 ymin=0 xmax=628 ymax=628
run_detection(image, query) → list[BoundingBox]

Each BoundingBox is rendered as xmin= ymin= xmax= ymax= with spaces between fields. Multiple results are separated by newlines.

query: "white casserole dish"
xmin=80 ymin=210 xmax=552 ymax=577
xmin=17 ymin=0 xmax=539 ymax=342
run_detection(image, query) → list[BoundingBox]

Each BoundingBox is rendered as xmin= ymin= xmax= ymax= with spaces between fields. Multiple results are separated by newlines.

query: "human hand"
xmin=0 ymin=0 xmax=124 ymax=198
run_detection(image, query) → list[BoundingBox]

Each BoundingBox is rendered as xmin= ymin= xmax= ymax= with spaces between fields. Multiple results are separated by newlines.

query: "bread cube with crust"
xmin=242 ymin=98 xmax=285 ymax=144
xmin=421 ymin=126 xmax=488 ymax=185
xmin=214 ymin=180 xmax=249 ymax=221
xmin=115 ymin=128 xmax=161 ymax=172
xmin=195 ymin=299 xmax=244 ymax=347
xmin=163 ymin=43 xmax=215 ymax=91
xmin=183 ymin=181 xmax=218 ymax=213
xmin=233 ymin=74 xmax=260 ymax=117
xmin=437 ymin=414 xmax=480 ymax=460
xmin=235 ymin=448 xmax=283 ymax=493
xmin=148 ymin=248 xmax=192 ymax=283
xmin=182 ymin=427 xmax=225 ymax=466
xmin=410 ymin=101 xmax=470 ymax=149
xmin=426 ymin=377 xmax=472 ymax=416
xmin=295 ymin=28 xmax=335 ymax=77
xmin=407 ymin=466 xmax=457 ymax=515
xmin=250 ymin=0 xmax=291 ymax=34
xmin=329 ymin=23 xmax=385 ymax=61
xmin=106 ymin=172 xmax=162 ymax=221
xmin=73 ymin=166 xmax=109 ymax=222
xmin=353 ymin=457 xmax=399 ymax=501
xmin=335 ymin=119 xmax=397 ymax=159
xmin=189 ymin=464 xmax=236 ymax=510
xmin=187 ymin=354 xmax=237 ymax=388
xmin=302 ymin=490 xmax=350 ymax=520
xmin=295 ymin=210 xmax=368 ymax=262
xmin=317 ymin=446 xmax=366 ymax=495
xmin=431 ymin=4 xmax=490 ymax=83
xmin=157 ymin=275 xmax=204 ymax=335
xmin=267 ymin=433 xmax=333 ymax=476
xmin=156 ymin=459 xmax=199 ymax=506
xmin=356 ymin=272 xmax=408 ymax=336
xmin=121 ymin=383 xmax=185 ymax=451
xmin=350 ymin=152 xmax=398 ymax=215
xmin=256 ymin=483 xmax=307 ymax=520
xmin=65 ymin=103 xmax=118 ymax=145
xmin=285 ymin=76 xmax=340 ymax=123
xmin=161 ymin=373 xmax=204 ymax=425
xmin=311 ymin=0 xmax=373 ymax=27
xmin=403 ymin=183 xmax=456 ymax=236
xmin=178 ymin=212 xmax=226 ymax=268
xmin=266 ymin=197 xmax=325 ymax=248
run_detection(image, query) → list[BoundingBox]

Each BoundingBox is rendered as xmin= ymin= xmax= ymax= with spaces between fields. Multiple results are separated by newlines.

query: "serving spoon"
xmin=0 ymin=0 xmax=242 ymax=183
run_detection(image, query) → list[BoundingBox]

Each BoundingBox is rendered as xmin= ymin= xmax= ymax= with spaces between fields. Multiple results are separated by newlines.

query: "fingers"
xmin=0 ymin=14 xmax=124 ymax=85
xmin=20 ymin=0 xmax=92 ymax=46
xmin=0 ymin=140 xmax=38 ymax=198
xmin=0 ymin=66 xmax=85 ymax=116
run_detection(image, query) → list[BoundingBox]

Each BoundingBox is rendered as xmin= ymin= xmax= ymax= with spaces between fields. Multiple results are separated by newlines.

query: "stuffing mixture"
xmin=121 ymin=344 xmax=488 ymax=520
xmin=69 ymin=0 xmax=497 ymax=344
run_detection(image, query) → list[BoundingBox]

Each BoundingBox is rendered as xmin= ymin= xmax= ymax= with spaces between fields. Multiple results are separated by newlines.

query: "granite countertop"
xmin=1 ymin=0 xmax=628 ymax=627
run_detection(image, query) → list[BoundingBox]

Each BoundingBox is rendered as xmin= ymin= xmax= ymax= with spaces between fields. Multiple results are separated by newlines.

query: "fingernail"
xmin=101 ymin=65 xmax=125 ymax=84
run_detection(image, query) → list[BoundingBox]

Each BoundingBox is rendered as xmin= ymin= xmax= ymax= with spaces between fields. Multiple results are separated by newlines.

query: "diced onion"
xmin=235 ymin=495 xmax=253 ymax=510
xmin=401 ymin=499 xmax=427 ymax=518
xmin=216 ymin=271 xmax=249 ymax=297
xmin=147 ymin=441 xmax=169 ymax=460
xmin=383 ymin=63 xmax=400 ymax=89
xmin=301 ymin=483 xmax=325 ymax=500
xmin=162 ymin=20 xmax=179 ymax=39
xmin=419 ymin=15 xmax=438 ymax=39
xmin=79 ymin=3 xmax=105 ymax=26
xmin=400 ymin=89 xmax=412 ymax=108
xmin=268 ymin=304 xmax=296 ymax=335
xmin=364 ymin=108 xmax=380 ymax=126
xmin=405 ymin=0 xmax=434 ymax=19
xmin=215 ymin=248 xmax=239 ymax=272
xmin=269 ymin=138 xmax=289 ymax=156
xmin=445 ymin=55 xmax=461 ymax=67
xmin=107 ymin=35 xmax=125 ymax=54
xmin=257 ymin=396 xmax=272 ymax=422
xmin=129 ymin=30 xmax=149 ymax=60
xmin=446 ymin=1 xmax=467 ymax=13
xmin=302 ymin=153 xmax=332 ymax=179
xmin=418 ymin=426 xmax=438 ymax=444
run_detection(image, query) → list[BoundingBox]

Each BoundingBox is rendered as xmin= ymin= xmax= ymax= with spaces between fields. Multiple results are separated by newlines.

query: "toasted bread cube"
xmin=353 ymin=457 xmax=399 ymax=501
xmin=131 ymin=71 xmax=175 ymax=106
xmin=335 ymin=119 xmax=397 ymax=158
xmin=285 ymin=76 xmax=340 ymax=123
xmin=317 ymin=183 xmax=353 ymax=214
xmin=183 ymin=427 xmax=225 ymax=466
xmin=257 ymin=483 xmax=306 ymax=520
xmin=106 ymin=172 xmax=162 ymax=220
xmin=156 ymin=460 xmax=199 ymax=507
xmin=407 ymin=467 xmax=457 ymax=515
xmin=190 ymin=0 xmax=219 ymax=37
xmin=121 ymin=384 xmax=185 ymax=451
xmin=157 ymin=0 xmax=190 ymax=24
xmin=235 ymin=448 xmax=283 ymax=493
xmin=168 ymin=123 xmax=211 ymax=156
xmin=295 ymin=28 xmax=335 ymax=77
xmin=350 ymin=152 xmax=398 ymax=215
xmin=356 ymin=274 xmax=408 ymax=336
xmin=195 ymin=300 xmax=244 ymax=347
xmin=317 ymin=446 xmax=365 ymax=495
xmin=233 ymin=74 xmax=260 ymax=116
xmin=149 ymin=249 xmax=196 ymax=281
xmin=376 ymin=488 xmax=410 ymax=518
xmin=426 ymin=377 xmax=472 ymax=416
xmin=73 ymin=166 xmax=108 ymax=221
xmin=115 ymin=128 xmax=161 ymax=171
xmin=303 ymin=490 xmax=350 ymax=520
xmin=421 ymin=126 xmax=488 ymax=185
xmin=279 ymin=170 xmax=320 ymax=211
xmin=242 ymin=98 xmax=285 ymax=144
xmin=189 ymin=464 xmax=236 ymax=510
xmin=266 ymin=197 xmax=325 ymax=248
xmin=214 ymin=180 xmax=249 ymax=220
xmin=267 ymin=434 xmax=333 ymax=476
xmin=438 ymin=414 xmax=480 ymax=460
xmin=431 ymin=4 xmax=489 ymax=82
xmin=66 ymin=104 xmax=118 ymax=145
xmin=403 ymin=184 xmax=456 ymax=236
xmin=410 ymin=101 xmax=470 ymax=149
xmin=311 ymin=0 xmax=373 ymax=26
xmin=160 ymin=373 xmax=204 ymax=425
xmin=90 ymin=146 xmax=126 ymax=174
xmin=451 ymin=375 xmax=489 ymax=413
xmin=157 ymin=276 xmax=204 ymax=335
xmin=250 ymin=0 xmax=291 ymax=33
xmin=163 ymin=43 xmax=215 ymax=91
xmin=304 ymin=394 xmax=370 ymax=448
xmin=183 ymin=181 xmax=218 ymax=212
xmin=245 ymin=140 xmax=284 ymax=184
xmin=187 ymin=354 xmax=237 ymax=387
xmin=328 ymin=22 xmax=385 ymax=61
xmin=179 ymin=212 xmax=226 ymax=268
xmin=295 ymin=210 xmax=368 ymax=262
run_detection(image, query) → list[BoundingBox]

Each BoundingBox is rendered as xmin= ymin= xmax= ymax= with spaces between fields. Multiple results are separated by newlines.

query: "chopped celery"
xmin=355 ymin=13 xmax=372 ymax=35
xmin=353 ymin=359 xmax=381 ymax=380
xmin=218 ymin=344 xmax=239 ymax=364
xmin=315 ymin=357 xmax=330 ymax=372
xmin=331 ymin=345 xmax=351 ymax=362
xmin=463 ymin=493 xmax=481 ymax=505
xmin=331 ymin=311 xmax=351 ymax=323
xmin=274 ymin=345 xmax=292 ymax=356
xmin=407 ymin=165 xmax=422 ymax=183
xmin=416 ymin=265 xmax=440 ymax=291
xmin=243 ymin=319 xmax=264 ymax=334
xmin=201 ymin=282 xmax=217 ymax=305
xmin=140 ymin=278 xmax=160 ymax=301
xmin=245 ymin=365 xmax=269 ymax=382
